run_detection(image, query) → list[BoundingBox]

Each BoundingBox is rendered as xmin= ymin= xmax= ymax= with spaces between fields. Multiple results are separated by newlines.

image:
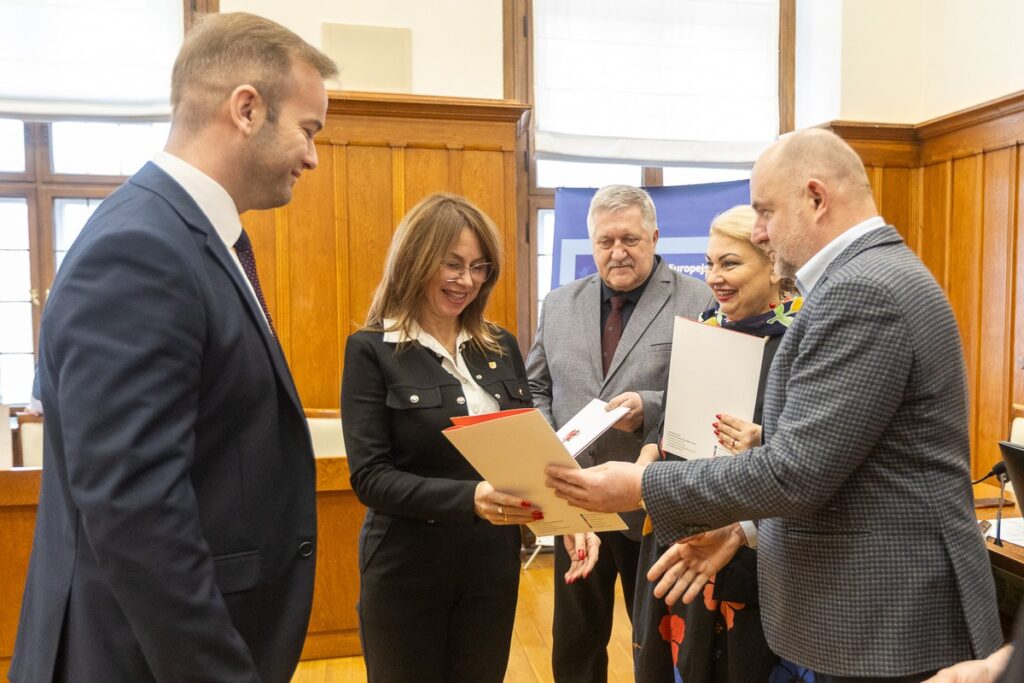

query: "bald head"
xmin=757 ymin=128 xmax=874 ymax=203
xmin=749 ymin=129 xmax=879 ymax=275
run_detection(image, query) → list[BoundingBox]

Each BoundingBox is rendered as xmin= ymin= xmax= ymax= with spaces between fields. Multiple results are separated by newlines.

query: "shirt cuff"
xmin=739 ymin=520 xmax=758 ymax=548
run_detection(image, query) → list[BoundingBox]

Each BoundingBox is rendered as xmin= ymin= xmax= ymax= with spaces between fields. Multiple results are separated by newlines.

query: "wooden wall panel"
xmin=835 ymin=92 xmax=1024 ymax=478
xmin=284 ymin=147 xmax=342 ymax=410
xmin=920 ymin=162 xmax=952 ymax=288
xmin=241 ymin=94 xmax=528 ymax=413
xmin=975 ymin=148 xmax=1016 ymax=476
xmin=878 ymin=167 xmax=914 ymax=248
xmin=404 ymin=147 xmax=451 ymax=209
xmin=1014 ymin=151 xmax=1024 ymax=419
xmin=949 ymin=155 xmax=984 ymax=463
xmin=460 ymin=149 xmax=515 ymax=328
xmin=342 ymin=144 xmax=394 ymax=340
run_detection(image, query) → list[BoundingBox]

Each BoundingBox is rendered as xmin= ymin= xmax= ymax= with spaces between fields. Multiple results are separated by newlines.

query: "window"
xmin=0 ymin=120 xmax=169 ymax=406
xmin=510 ymin=1 xmax=793 ymax=339
xmin=0 ymin=197 xmax=32 ymax=404
xmin=0 ymin=1 xmax=201 ymax=407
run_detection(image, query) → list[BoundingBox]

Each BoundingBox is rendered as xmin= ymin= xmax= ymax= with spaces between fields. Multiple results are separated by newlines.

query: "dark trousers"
xmin=813 ymin=671 xmax=938 ymax=683
xmin=552 ymin=531 xmax=640 ymax=683
xmin=358 ymin=514 xmax=521 ymax=683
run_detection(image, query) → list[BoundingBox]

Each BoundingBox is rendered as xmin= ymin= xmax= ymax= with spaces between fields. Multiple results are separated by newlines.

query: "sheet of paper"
xmin=662 ymin=318 xmax=767 ymax=459
xmin=555 ymin=398 xmax=629 ymax=458
xmin=985 ymin=516 xmax=1024 ymax=548
xmin=445 ymin=408 xmax=628 ymax=535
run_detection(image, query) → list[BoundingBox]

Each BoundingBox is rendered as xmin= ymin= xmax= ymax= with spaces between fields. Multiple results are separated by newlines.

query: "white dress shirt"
xmin=796 ymin=216 xmax=887 ymax=297
xmin=151 ymin=151 xmax=271 ymax=329
xmin=382 ymin=319 xmax=501 ymax=417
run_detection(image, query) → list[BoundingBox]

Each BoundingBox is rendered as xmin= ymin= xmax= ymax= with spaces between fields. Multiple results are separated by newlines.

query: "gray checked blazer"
xmin=528 ymin=258 xmax=712 ymax=540
xmin=641 ymin=226 xmax=1001 ymax=676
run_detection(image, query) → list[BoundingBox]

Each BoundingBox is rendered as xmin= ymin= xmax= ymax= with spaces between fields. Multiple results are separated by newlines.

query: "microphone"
xmin=995 ymin=466 xmax=1009 ymax=547
xmin=972 ymin=461 xmax=1007 ymax=485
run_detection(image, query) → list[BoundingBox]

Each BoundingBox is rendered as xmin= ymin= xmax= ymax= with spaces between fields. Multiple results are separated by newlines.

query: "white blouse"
xmin=382 ymin=319 xmax=501 ymax=416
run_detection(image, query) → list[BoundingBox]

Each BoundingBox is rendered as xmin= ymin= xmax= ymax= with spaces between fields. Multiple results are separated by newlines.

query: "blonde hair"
xmin=365 ymin=194 xmax=505 ymax=355
xmin=710 ymin=205 xmax=796 ymax=296
xmin=171 ymin=12 xmax=338 ymax=131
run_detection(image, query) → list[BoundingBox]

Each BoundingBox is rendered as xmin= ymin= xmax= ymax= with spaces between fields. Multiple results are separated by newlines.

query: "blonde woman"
xmin=341 ymin=193 xmax=538 ymax=682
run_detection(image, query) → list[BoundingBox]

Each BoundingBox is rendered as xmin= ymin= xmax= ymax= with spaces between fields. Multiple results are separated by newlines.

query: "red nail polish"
xmin=715 ymin=414 xmax=722 ymax=419
xmin=718 ymin=439 xmax=724 ymax=445
xmin=533 ymin=511 xmax=544 ymax=520
xmin=520 ymin=501 xmax=532 ymax=508
xmin=578 ymin=549 xmax=585 ymax=561
xmin=712 ymin=422 xmax=719 ymax=428
xmin=714 ymin=429 xmax=720 ymax=435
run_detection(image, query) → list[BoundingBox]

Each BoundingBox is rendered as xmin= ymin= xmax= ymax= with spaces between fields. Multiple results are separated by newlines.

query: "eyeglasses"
xmin=441 ymin=259 xmax=493 ymax=283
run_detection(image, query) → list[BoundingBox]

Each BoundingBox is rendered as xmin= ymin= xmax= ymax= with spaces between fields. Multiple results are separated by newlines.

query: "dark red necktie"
xmin=234 ymin=229 xmax=277 ymax=339
xmin=601 ymin=295 xmax=626 ymax=376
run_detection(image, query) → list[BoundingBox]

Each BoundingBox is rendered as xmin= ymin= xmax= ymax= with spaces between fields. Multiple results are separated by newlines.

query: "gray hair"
xmin=586 ymin=184 xmax=657 ymax=237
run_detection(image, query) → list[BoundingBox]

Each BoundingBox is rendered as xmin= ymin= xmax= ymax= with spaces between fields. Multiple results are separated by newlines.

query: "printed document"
xmin=444 ymin=402 xmax=629 ymax=535
xmin=662 ymin=318 xmax=766 ymax=459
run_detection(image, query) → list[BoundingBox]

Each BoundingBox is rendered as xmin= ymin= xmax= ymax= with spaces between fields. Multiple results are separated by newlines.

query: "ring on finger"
xmin=503 ymin=513 xmax=509 ymax=523
xmin=498 ymin=504 xmax=504 ymax=515
xmin=732 ymin=437 xmax=737 ymax=448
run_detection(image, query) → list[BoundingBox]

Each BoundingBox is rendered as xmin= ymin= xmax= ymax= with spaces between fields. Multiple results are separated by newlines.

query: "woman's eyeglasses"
xmin=441 ymin=260 xmax=493 ymax=283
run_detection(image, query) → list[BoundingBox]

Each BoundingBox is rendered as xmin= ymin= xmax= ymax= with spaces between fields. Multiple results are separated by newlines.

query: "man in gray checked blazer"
xmin=545 ymin=130 xmax=1001 ymax=682
xmin=527 ymin=184 xmax=711 ymax=683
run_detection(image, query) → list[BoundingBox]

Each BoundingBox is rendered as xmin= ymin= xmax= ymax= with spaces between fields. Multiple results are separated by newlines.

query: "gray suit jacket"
xmin=642 ymin=227 xmax=1001 ymax=676
xmin=528 ymin=258 xmax=712 ymax=540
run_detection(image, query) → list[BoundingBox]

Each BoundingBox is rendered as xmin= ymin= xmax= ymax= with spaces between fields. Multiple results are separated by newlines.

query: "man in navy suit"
xmin=9 ymin=13 xmax=337 ymax=683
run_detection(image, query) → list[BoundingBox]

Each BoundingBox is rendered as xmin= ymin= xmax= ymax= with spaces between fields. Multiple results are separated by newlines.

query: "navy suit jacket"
xmin=9 ymin=163 xmax=317 ymax=683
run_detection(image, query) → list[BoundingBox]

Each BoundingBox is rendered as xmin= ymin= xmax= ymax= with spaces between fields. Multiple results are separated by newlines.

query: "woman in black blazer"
xmin=341 ymin=193 xmax=540 ymax=682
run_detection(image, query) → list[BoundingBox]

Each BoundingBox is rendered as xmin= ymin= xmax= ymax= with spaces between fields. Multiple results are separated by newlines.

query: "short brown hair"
xmin=171 ymin=12 xmax=338 ymax=131
xmin=365 ymin=193 xmax=506 ymax=355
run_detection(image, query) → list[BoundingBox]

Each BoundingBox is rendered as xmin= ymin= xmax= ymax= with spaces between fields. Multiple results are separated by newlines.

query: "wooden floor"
xmin=291 ymin=551 xmax=635 ymax=683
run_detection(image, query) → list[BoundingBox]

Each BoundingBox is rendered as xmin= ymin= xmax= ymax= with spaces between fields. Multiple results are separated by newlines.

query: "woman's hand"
xmin=562 ymin=533 xmax=600 ymax=584
xmin=647 ymin=524 xmax=745 ymax=605
xmin=474 ymin=481 xmax=543 ymax=525
xmin=714 ymin=413 xmax=762 ymax=454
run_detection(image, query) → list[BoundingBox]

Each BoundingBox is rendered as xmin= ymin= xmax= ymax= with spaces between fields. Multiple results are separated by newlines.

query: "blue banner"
xmin=551 ymin=180 xmax=750 ymax=291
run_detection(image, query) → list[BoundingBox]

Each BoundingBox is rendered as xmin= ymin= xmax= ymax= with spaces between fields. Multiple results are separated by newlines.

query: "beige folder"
xmin=444 ymin=408 xmax=627 ymax=535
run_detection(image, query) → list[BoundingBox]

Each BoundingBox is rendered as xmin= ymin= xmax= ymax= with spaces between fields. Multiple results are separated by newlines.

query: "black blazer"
xmin=10 ymin=163 xmax=317 ymax=683
xmin=342 ymin=328 xmax=532 ymax=524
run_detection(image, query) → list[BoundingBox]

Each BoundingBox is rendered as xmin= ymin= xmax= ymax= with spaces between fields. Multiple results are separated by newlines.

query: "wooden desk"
xmin=0 ymin=457 xmax=365 ymax=670
xmin=974 ymin=483 xmax=1024 ymax=634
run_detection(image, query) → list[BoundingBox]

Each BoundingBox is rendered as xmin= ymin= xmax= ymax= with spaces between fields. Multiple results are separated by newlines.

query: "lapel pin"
xmin=488 ymin=361 xmax=497 ymax=369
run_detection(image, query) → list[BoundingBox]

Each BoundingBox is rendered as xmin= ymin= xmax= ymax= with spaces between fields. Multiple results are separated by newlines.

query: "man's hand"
xmin=562 ymin=533 xmax=601 ymax=584
xmin=545 ymin=461 xmax=645 ymax=513
xmin=647 ymin=524 xmax=745 ymax=606
xmin=606 ymin=392 xmax=643 ymax=433
xmin=922 ymin=645 xmax=1012 ymax=683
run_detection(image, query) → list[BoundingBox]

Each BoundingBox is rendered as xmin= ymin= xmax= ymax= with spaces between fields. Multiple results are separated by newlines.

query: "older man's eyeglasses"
xmin=441 ymin=259 xmax=493 ymax=283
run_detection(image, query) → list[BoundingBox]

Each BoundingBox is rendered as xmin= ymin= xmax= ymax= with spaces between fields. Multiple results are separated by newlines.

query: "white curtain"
xmin=533 ymin=0 xmax=779 ymax=165
xmin=0 ymin=0 xmax=182 ymax=120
